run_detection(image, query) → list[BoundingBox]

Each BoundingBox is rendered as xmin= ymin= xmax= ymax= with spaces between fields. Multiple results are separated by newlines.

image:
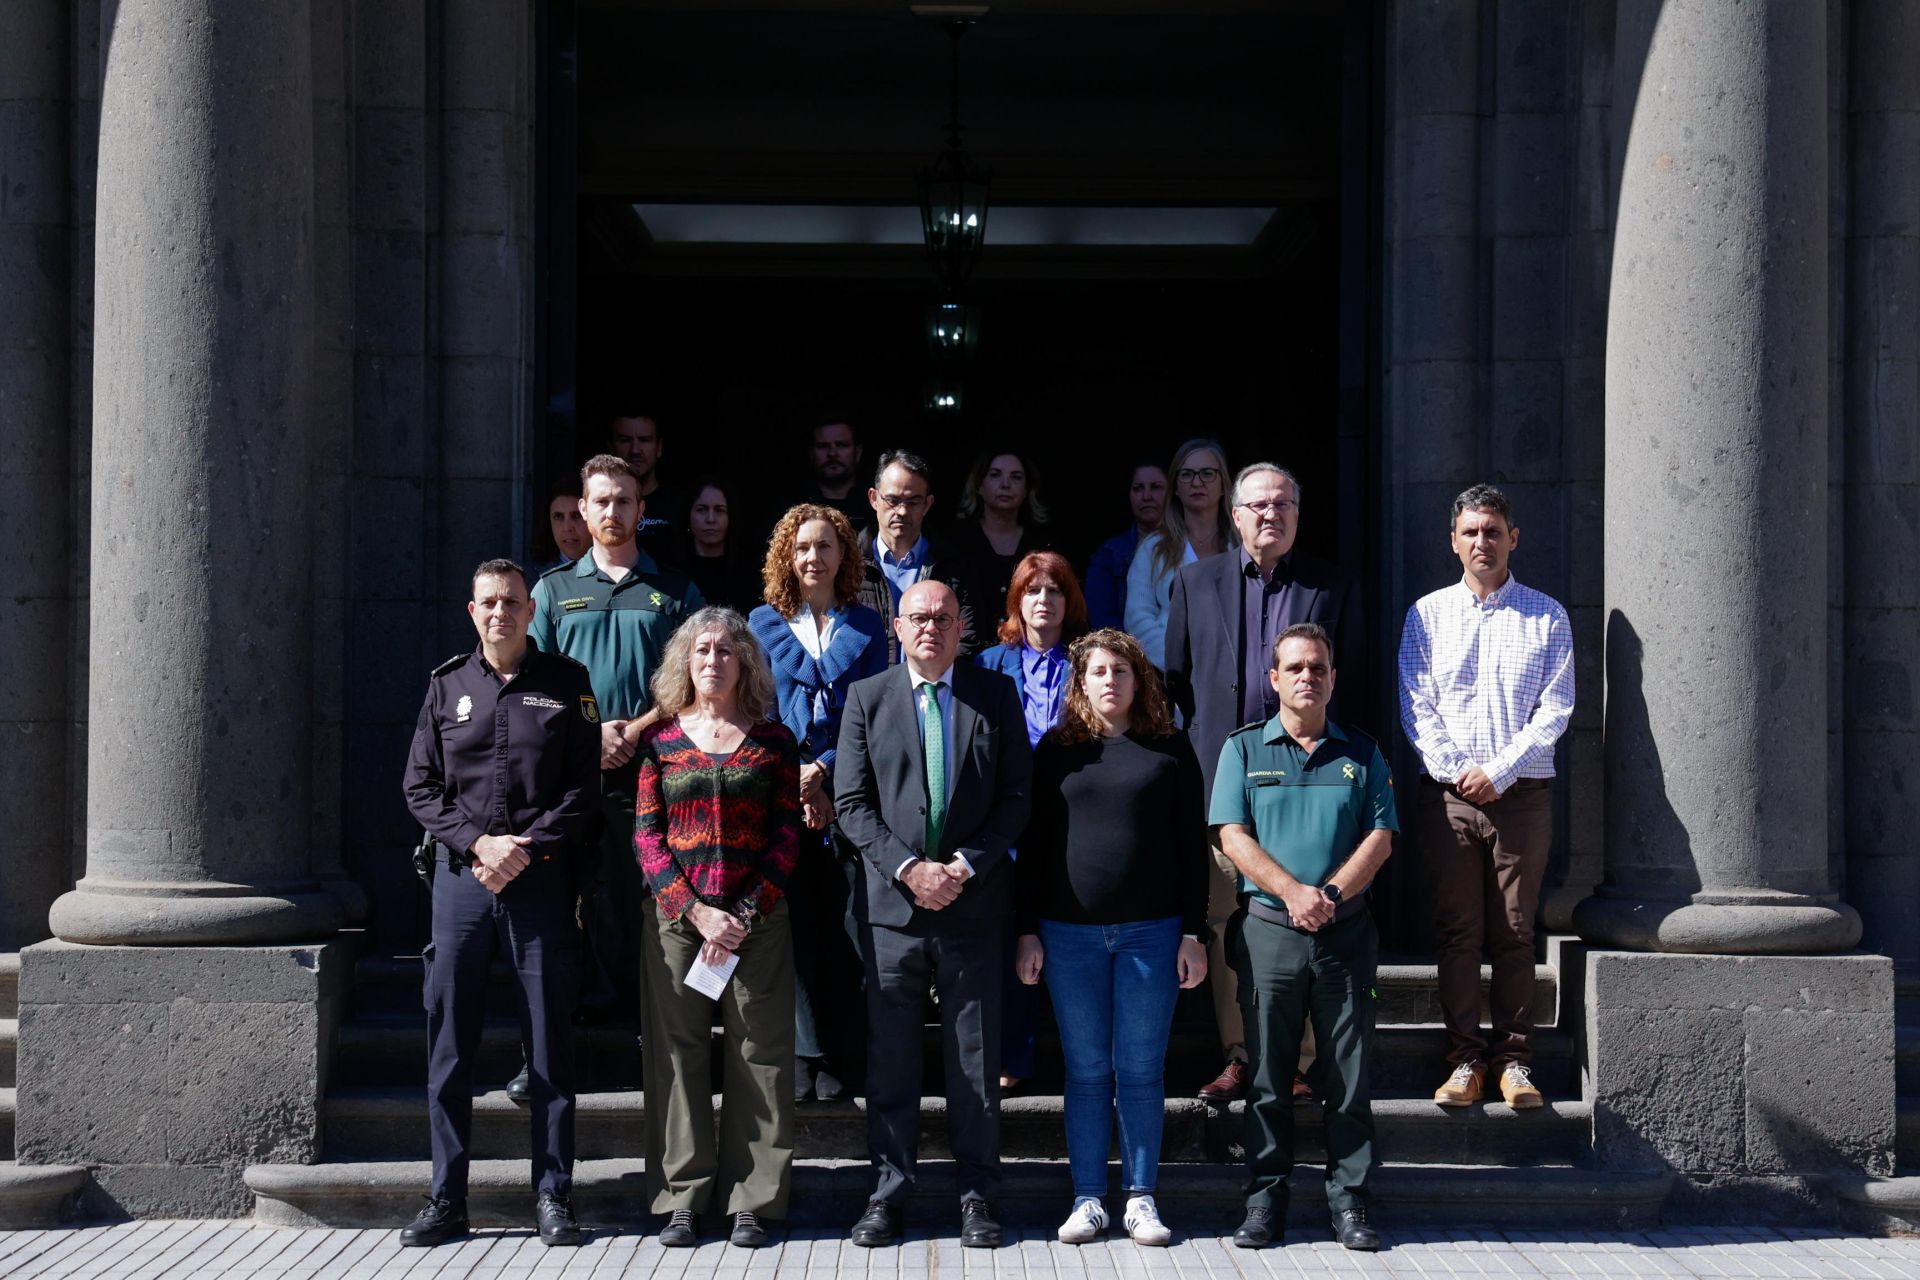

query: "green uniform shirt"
xmin=530 ymin=550 xmax=702 ymax=720
xmin=1208 ymin=715 xmax=1399 ymax=908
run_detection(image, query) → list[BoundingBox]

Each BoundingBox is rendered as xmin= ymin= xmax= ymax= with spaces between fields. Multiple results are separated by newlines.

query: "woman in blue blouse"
xmin=973 ymin=550 xmax=1090 ymax=1088
xmin=748 ymin=504 xmax=889 ymax=1103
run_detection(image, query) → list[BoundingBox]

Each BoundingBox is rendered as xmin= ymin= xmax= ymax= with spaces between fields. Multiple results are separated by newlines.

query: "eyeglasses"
xmin=903 ymin=613 xmax=957 ymax=633
xmin=1174 ymin=467 xmax=1222 ymax=485
xmin=1236 ymin=499 xmax=1298 ymax=518
xmin=877 ymin=493 xmax=929 ymax=511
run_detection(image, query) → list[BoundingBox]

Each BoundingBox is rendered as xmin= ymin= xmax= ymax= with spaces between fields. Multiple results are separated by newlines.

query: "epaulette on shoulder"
xmin=430 ymin=653 xmax=467 ymax=677
xmin=537 ymin=561 xmax=574 ymax=582
xmin=1227 ymin=720 xmax=1266 ymax=738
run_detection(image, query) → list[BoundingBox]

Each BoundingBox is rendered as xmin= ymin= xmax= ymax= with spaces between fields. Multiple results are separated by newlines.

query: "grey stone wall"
xmin=341 ymin=0 xmax=536 ymax=952
xmin=1843 ymin=2 xmax=1920 ymax=966
xmin=1379 ymin=0 xmax=1610 ymax=934
xmin=0 ymin=0 xmax=74 ymax=950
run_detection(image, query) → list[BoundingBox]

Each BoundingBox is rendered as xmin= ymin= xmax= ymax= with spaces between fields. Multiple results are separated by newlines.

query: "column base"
xmin=14 ymin=938 xmax=348 ymax=1219
xmin=1572 ymin=887 xmax=1861 ymax=954
xmin=1586 ymin=950 xmax=1894 ymax=1179
xmin=49 ymin=877 xmax=343 ymax=946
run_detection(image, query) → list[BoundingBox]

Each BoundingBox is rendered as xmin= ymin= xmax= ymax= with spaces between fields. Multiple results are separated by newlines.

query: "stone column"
xmin=1573 ymin=0 xmax=1859 ymax=957
xmin=46 ymin=0 xmax=340 ymax=947
xmin=0 ymin=0 xmax=73 ymax=950
xmin=17 ymin=0 xmax=347 ymax=1219
xmin=1573 ymin=0 xmax=1891 ymax=1201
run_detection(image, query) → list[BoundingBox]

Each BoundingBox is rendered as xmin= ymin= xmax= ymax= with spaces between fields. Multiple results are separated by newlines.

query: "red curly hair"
xmin=996 ymin=551 xmax=1090 ymax=647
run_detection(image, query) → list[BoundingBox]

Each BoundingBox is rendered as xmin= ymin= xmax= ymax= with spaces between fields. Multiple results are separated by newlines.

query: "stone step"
xmin=0 ymin=1161 xmax=85 ymax=1229
xmin=345 ymin=954 xmax=1559 ymax=1029
xmin=0 ymin=1088 xmax=12 ymax=1162
xmin=247 ymin=1156 xmax=1668 ymax=1231
xmin=321 ymin=1088 xmax=1593 ymax=1167
xmin=0 ymin=1017 xmax=14 ymax=1089
xmin=1899 ymin=1026 xmax=1920 ymax=1094
xmin=327 ymin=1016 xmax=1578 ymax=1098
xmin=0 ymin=954 xmax=16 ymax=1021
xmin=1899 ymin=1094 xmax=1920 ymax=1168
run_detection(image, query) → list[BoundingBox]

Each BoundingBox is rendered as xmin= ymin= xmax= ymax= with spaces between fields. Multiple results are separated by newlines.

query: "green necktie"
xmin=921 ymin=680 xmax=947 ymax=855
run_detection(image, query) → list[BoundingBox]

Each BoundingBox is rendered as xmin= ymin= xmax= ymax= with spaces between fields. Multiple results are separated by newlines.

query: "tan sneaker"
xmin=1433 ymin=1061 xmax=1486 ymax=1106
xmin=1499 ymin=1062 xmax=1544 ymax=1109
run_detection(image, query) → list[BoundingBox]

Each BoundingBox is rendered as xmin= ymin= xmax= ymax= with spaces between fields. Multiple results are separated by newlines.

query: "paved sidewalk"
xmin=3 ymin=1222 xmax=1920 ymax=1279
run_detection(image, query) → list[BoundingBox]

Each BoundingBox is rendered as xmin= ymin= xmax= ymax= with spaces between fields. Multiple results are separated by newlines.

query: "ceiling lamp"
xmin=926 ymin=301 xmax=981 ymax=363
xmin=915 ymin=12 xmax=991 ymax=294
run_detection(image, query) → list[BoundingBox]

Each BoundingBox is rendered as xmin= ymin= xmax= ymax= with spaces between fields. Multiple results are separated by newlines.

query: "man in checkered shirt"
xmin=1396 ymin=484 xmax=1573 ymax=1111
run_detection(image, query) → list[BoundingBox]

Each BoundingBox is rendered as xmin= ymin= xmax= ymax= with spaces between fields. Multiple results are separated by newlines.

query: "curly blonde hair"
xmin=1049 ymin=628 xmax=1176 ymax=745
xmin=761 ymin=504 xmax=866 ymax=618
xmin=650 ymin=607 xmax=778 ymax=721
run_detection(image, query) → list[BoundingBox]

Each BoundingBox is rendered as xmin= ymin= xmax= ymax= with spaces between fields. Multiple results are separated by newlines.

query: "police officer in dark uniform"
xmin=401 ymin=558 xmax=601 ymax=1248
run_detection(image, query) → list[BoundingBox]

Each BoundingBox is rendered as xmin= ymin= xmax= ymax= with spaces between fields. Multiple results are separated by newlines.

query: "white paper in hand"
xmin=685 ymin=949 xmax=740 ymax=1000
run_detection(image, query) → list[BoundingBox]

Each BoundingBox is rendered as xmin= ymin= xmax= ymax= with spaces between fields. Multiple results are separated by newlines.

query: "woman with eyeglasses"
xmin=952 ymin=448 xmax=1052 ymax=637
xmin=1124 ymin=439 xmax=1236 ymax=669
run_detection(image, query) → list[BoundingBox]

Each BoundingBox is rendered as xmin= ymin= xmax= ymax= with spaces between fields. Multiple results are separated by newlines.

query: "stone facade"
xmin=0 ymin=0 xmax=1913 ymax=1224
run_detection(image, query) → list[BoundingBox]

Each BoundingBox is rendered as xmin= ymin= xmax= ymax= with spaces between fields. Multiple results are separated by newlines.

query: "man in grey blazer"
xmin=1164 ymin=462 xmax=1364 ymax=1104
xmin=833 ymin=579 xmax=1032 ymax=1249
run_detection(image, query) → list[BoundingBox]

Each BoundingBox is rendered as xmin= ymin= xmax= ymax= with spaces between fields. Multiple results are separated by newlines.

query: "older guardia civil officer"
xmin=1398 ymin=484 xmax=1573 ymax=1110
xmin=402 ymin=559 xmax=601 ymax=1249
xmin=634 ymin=607 xmax=803 ymax=1249
xmin=834 ymin=579 xmax=1033 ymax=1249
xmin=1214 ymin=623 xmax=1396 ymax=1253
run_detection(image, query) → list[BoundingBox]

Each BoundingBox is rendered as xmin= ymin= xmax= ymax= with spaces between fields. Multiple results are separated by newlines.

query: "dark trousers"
xmin=792 ymin=828 xmax=866 ymax=1079
xmin=1422 ymin=779 xmax=1552 ymax=1068
xmin=424 ymin=860 xmax=581 ymax=1201
xmin=861 ymin=915 xmax=1003 ymax=1206
xmin=579 ymin=763 xmax=643 ymax=1022
xmin=1232 ymin=908 xmax=1377 ymax=1215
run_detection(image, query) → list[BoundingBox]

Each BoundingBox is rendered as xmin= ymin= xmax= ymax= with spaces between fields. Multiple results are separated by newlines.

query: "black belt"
xmin=1245 ymin=890 xmax=1368 ymax=932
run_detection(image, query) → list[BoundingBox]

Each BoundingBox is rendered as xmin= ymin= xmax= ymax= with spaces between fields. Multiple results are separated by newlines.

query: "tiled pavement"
xmin=3 ymin=1223 xmax=1920 ymax=1279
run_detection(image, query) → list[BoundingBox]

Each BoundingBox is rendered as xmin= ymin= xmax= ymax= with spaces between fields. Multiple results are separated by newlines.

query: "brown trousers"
xmin=1421 ymin=779 xmax=1552 ymax=1069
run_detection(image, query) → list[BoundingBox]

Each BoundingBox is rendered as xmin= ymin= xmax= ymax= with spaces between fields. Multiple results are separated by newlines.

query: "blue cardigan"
xmin=748 ymin=603 xmax=889 ymax=769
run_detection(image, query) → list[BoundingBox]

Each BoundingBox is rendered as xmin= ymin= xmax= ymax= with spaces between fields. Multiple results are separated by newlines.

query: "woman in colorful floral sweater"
xmin=634 ymin=605 xmax=801 ymax=1250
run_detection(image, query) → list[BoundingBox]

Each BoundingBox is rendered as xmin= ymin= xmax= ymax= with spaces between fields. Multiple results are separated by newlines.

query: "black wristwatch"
xmin=1322 ymin=882 xmax=1343 ymax=905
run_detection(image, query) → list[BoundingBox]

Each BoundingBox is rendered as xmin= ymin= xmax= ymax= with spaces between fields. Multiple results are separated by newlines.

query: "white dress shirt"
xmin=1397 ymin=573 xmax=1575 ymax=795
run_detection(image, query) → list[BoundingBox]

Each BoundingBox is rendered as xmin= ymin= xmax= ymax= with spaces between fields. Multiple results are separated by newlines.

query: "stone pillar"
xmin=0 ymin=0 xmax=73 ymax=949
xmin=16 ymin=0 xmax=347 ymax=1219
xmin=1573 ymin=0 xmax=1892 ymax=1204
xmin=46 ymin=0 xmax=340 ymax=947
xmin=1574 ymin=0 xmax=1859 ymax=957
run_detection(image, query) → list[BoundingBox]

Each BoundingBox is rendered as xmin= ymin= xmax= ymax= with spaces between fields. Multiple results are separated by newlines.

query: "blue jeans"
xmin=1038 ymin=916 xmax=1182 ymax=1198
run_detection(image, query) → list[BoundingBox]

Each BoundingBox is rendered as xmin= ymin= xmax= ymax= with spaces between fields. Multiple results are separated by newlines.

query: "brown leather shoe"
xmin=1198 ymin=1058 xmax=1251 ymax=1103
xmin=1291 ymin=1070 xmax=1314 ymax=1101
xmin=1433 ymin=1060 xmax=1486 ymax=1107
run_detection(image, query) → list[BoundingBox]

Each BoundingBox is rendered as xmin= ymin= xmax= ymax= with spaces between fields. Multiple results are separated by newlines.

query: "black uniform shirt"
xmin=403 ymin=643 xmax=602 ymax=864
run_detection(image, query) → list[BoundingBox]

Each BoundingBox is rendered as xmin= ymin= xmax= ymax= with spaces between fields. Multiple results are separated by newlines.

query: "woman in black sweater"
xmin=1015 ymin=628 xmax=1209 ymax=1247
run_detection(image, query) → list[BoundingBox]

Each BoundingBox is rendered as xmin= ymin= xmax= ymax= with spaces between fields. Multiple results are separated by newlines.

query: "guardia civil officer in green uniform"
xmin=532 ymin=453 xmax=702 ymax=1028
xmin=1211 ymin=621 xmax=1396 ymax=1253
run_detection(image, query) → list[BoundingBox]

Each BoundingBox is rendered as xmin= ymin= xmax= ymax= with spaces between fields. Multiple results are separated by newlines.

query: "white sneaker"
xmin=1057 ymin=1197 xmax=1109 ymax=1244
xmin=1123 ymin=1194 xmax=1173 ymax=1247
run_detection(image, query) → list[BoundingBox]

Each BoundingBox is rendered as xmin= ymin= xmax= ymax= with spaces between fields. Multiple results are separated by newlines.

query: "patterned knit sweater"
xmin=633 ymin=717 xmax=802 ymax=923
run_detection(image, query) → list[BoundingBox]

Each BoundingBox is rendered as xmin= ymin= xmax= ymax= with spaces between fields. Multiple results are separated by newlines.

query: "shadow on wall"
xmin=1595 ymin=609 xmax=1698 ymax=902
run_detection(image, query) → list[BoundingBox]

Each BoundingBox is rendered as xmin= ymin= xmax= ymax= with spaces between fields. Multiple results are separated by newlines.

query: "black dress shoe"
xmin=959 ymin=1197 xmax=1001 ymax=1249
xmin=659 ymin=1207 xmax=699 ymax=1247
xmin=795 ymin=1055 xmax=818 ymax=1103
xmin=730 ymin=1210 xmax=768 ymax=1248
xmin=814 ymin=1065 xmax=846 ymax=1102
xmin=850 ymin=1199 xmax=900 ymax=1247
xmin=398 ymin=1195 xmax=468 ymax=1247
xmin=1232 ymin=1205 xmax=1275 ymax=1249
xmin=538 ymin=1192 xmax=582 ymax=1246
xmin=506 ymin=1058 xmax=532 ymax=1103
xmin=1331 ymin=1205 xmax=1380 ymax=1251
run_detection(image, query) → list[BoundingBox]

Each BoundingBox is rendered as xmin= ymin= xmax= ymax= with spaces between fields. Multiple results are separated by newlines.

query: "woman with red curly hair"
xmin=747 ymin=504 xmax=888 ymax=1105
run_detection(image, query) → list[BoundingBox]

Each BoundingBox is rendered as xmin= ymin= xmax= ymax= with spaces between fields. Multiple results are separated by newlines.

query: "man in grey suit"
xmin=833 ymin=579 xmax=1032 ymax=1249
xmin=1165 ymin=462 xmax=1364 ymax=1104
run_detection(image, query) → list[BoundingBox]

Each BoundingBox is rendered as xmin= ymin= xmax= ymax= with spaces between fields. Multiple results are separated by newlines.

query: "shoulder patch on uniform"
xmin=580 ymin=694 xmax=600 ymax=724
xmin=430 ymin=653 xmax=466 ymax=677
